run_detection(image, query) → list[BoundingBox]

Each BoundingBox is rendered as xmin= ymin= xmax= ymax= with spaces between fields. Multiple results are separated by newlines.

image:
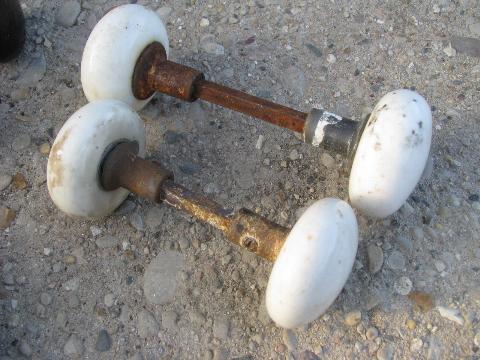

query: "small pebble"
xmin=104 ymin=293 xmax=115 ymax=307
xmin=137 ymin=309 xmax=159 ymax=338
xmin=436 ymin=306 xmax=464 ymax=325
xmin=39 ymin=143 xmax=50 ymax=154
xmin=282 ymin=329 xmax=298 ymax=351
xmin=95 ymin=330 xmax=112 ymax=352
xmin=289 ymin=149 xmax=300 ymax=161
xmin=366 ymin=327 xmax=379 ymax=340
xmin=256 ymin=135 xmax=264 ymax=150
xmin=64 ymin=334 xmax=84 ymax=356
xmin=394 ymin=276 xmax=413 ymax=295
xmin=156 ymin=6 xmax=172 ymax=21
xmin=345 ymin=310 xmax=361 ymax=326
xmin=130 ymin=213 xmax=145 ymax=232
xmin=0 ymin=174 xmax=12 ymax=191
xmin=406 ymin=319 xmax=416 ymax=330
xmin=12 ymin=173 xmax=27 ymax=189
xmin=327 ymin=54 xmax=337 ymax=63
xmin=410 ymin=338 xmax=423 ymax=352
xmin=408 ymin=291 xmax=434 ymax=312
xmin=412 ymin=227 xmax=424 ymax=241
xmin=200 ymin=18 xmax=210 ymax=27
xmin=161 ymin=310 xmax=178 ymax=330
xmin=55 ymin=0 xmax=81 ymax=27
xmin=95 ymin=235 xmax=118 ymax=249
xmin=320 ymin=152 xmax=335 ymax=168
xmin=387 ymin=251 xmax=406 ymax=270
xmin=64 ymin=255 xmax=77 ymax=264
xmin=376 ymin=344 xmax=393 ymax=360
xmin=18 ymin=340 xmax=33 ymax=357
xmin=213 ymin=316 xmax=229 ymax=340
xmin=0 ymin=207 xmax=16 ymax=229
xmin=40 ymin=292 xmax=52 ymax=306
xmin=12 ymin=134 xmax=31 ymax=151
xmin=367 ymin=244 xmax=383 ymax=273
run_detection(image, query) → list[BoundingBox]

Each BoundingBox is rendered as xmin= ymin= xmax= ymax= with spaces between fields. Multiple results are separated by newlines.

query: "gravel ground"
xmin=1 ymin=0 xmax=480 ymax=359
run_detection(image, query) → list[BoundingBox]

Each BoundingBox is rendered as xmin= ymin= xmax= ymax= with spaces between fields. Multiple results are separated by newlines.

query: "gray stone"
xmin=321 ymin=153 xmax=336 ymax=168
xmin=137 ymin=309 xmax=159 ymax=338
xmin=367 ymin=244 xmax=383 ymax=273
xmin=298 ymin=350 xmax=320 ymax=360
xmin=394 ymin=276 xmax=412 ymax=295
xmin=469 ymin=22 xmax=480 ymax=37
xmin=2 ymin=273 xmax=14 ymax=285
xmin=64 ymin=334 xmax=84 ymax=356
xmin=40 ymin=292 xmax=52 ymax=306
xmin=412 ymin=226 xmax=424 ymax=241
xmin=145 ymin=206 xmax=165 ymax=231
xmin=95 ymin=330 xmax=112 ymax=352
xmin=56 ymin=1 xmax=81 ymax=27
xmin=7 ymin=313 xmax=20 ymax=328
xmin=16 ymin=52 xmax=46 ymax=86
xmin=213 ymin=316 xmax=229 ymax=339
xmin=130 ymin=213 xmax=145 ymax=232
xmin=0 ymin=174 xmax=12 ymax=191
xmin=213 ymin=348 xmax=228 ymax=360
xmin=376 ymin=344 xmax=393 ymax=360
xmin=63 ymin=277 xmax=80 ymax=291
xmin=451 ymin=36 xmax=480 ymax=58
xmin=282 ymin=329 xmax=298 ymax=350
xmin=387 ymin=251 xmax=406 ymax=270
xmin=200 ymin=35 xmax=225 ymax=55
xmin=436 ymin=306 xmax=464 ymax=325
xmin=427 ymin=336 xmax=443 ymax=360
xmin=289 ymin=149 xmax=300 ymax=161
xmin=156 ymin=6 xmax=172 ymax=21
xmin=161 ymin=310 xmax=178 ymax=330
xmin=128 ymin=353 xmax=145 ymax=360
xmin=95 ymin=235 xmax=118 ymax=249
xmin=366 ymin=327 xmax=378 ymax=340
xmin=396 ymin=234 xmax=413 ymax=253
xmin=104 ymin=293 xmax=115 ymax=307
xmin=143 ymin=251 xmax=184 ymax=305
xmin=18 ymin=340 xmax=32 ymax=357
xmin=12 ymin=134 xmax=31 ymax=151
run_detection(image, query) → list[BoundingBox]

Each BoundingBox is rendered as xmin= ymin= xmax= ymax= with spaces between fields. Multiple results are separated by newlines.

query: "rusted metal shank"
xmin=193 ymin=80 xmax=308 ymax=133
xmin=132 ymin=42 xmax=307 ymax=133
xmin=101 ymin=141 xmax=288 ymax=262
xmin=132 ymin=42 xmax=363 ymax=158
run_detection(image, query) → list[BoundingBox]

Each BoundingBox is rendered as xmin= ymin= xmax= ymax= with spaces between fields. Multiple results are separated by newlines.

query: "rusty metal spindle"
xmin=193 ymin=80 xmax=308 ymax=133
xmin=101 ymin=141 xmax=289 ymax=262
xmin=132 ymin=42 xmax=363 ymax=158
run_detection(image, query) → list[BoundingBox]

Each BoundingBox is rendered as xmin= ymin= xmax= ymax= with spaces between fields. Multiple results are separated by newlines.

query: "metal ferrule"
xmin=303 ymin=108 xmax=365 ymax=158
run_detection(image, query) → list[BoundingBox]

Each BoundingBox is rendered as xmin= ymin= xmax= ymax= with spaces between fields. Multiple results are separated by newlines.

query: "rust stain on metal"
xmin=162 ymin=181 xmax=288 ymax=262
xmin=193 ymin=80 xmax=308 ymax=133
xmin=101 ymin=141 xmax=173 ymax=203
xmin=133 ymin=42 xmax=204 ymax=101
xmin=132 ymin=42 xmax=307 ymax=133
xmin=100 ymin=141 xmax=288 ymax=262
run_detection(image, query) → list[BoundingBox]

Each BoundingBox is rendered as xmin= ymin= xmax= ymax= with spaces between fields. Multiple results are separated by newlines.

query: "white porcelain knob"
xmin=47 ymin=100 xmax=146 ymax=217
xmin=81 ymin=4 xmax=169 ymax=110
xmin=349 ymin=89 xmax=432 ymax=218
xmin=266 ymin=198 xmax=358 ymax=329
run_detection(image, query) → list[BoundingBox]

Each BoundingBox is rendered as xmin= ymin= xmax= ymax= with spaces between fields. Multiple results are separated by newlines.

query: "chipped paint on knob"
xmin=266 ymin=198 xmax=358 ymax=329
xmin=349 ymin=89 xmax=432 ymax=218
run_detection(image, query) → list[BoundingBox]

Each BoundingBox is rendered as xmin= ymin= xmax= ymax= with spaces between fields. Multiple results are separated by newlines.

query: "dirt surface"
xmin=1 ymin=0 xmax=480 ymax=359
